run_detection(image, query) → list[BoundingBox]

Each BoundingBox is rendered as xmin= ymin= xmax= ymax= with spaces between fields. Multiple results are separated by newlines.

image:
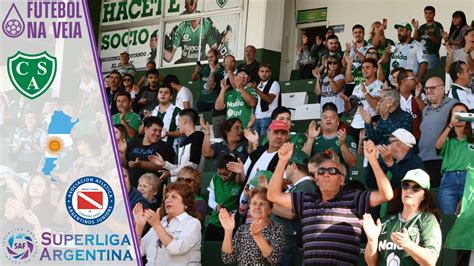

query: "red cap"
xmin=268 ymin=120 xmax=289 ymax=132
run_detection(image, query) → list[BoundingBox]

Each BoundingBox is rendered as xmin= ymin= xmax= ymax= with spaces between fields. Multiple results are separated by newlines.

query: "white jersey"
xmin=390 ymin=39 xmax=428 ymax=75
xmin=351 ymin=79 xmax=384 ymax=129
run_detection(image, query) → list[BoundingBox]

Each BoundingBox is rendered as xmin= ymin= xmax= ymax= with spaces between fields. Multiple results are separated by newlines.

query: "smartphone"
xmin=455 ymin=112 xmax=474 ymax=122
xmin=196 ymin=61 xmax=201 ymax=66
xmin=383 ymin=18 xmax=387 ymax=29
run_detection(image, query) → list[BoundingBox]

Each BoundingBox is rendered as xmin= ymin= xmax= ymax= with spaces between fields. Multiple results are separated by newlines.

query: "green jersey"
xmin=438 ymin=136 xmax=474 ymax=173
xmin=418 ymin=22 xmax=444 ymax=56
xmin=208 ymin=174 xmax=242 ymax=227
xmin=199 ymin=64 xmax=224 ymax=103
xmin=368 ymin=38 xmax=395 ymax=78
xmin=172 ymin=18 xmax=217 ymax=63
xmin=349 ymin=42 xmax=373 ymax=83
xmin=225 ymin=87 xmax=257 ymax=128
xmin=311 ymin=134 xmax=357 ymax=168
xmin=112 ymin=111 xmax=141 ymax=140
xmin=377 ymin=212 xmax=441 ymax=266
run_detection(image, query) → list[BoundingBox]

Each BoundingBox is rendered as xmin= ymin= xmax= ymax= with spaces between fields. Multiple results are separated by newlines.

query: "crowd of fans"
xmin=102 ymin=6 xmax=474 ymax=266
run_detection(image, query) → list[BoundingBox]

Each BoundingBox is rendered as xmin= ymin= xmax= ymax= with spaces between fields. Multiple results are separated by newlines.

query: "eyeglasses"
xmin=424 ymin=84 xmax=444 ymax=91
xmin=387 ymin=139 xmax=399 ymax=144
xmin=327 ymin=61 xmax=338 ymax=65
xmin=317 ymin=167 xmax=342 ymax=176
xmin=404 ymin=77 xmax=417 ymax=81
xmin=401 ymin=182 xmax=422 ymax=192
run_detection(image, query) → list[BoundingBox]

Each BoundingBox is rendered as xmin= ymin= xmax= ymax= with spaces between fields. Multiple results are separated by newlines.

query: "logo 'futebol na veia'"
xmin=65 ymin=176 xmax=115 ymax=226
xmin=7 ymin=51 xmax=57 ymax=100
xmin=2 ymin=229 xmax=37 ymax=263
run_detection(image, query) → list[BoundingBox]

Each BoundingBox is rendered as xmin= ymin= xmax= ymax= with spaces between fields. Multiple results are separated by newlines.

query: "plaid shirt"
xmin=365 ymin=107 xmax=412 ymax=145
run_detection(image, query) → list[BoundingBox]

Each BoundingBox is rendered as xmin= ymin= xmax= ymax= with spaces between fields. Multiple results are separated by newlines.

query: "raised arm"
xmin=364 ymin=140 xmax=393 ymax=207
xmin=267 ymin=143 xmax=293 ymax=209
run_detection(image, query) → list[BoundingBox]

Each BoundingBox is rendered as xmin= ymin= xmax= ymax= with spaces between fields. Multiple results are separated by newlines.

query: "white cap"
xmin=392 ymin=128 xmax=416 ymax=147
xmin=402 ymin=169 xmax=431 ymax=189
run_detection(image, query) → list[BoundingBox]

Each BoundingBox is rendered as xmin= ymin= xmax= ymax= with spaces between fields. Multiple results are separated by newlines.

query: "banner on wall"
xmin=0 ymin=0 xmax=139 ymax=265
xmin=100 ymin=0 xmax=163 ymax=26
xmin=100 ymin=24 xmax=160 ymax=72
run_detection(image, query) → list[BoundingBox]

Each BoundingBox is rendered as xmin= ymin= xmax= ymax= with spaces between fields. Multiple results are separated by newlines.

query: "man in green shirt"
xmin=215 ymin=68 xmax=257 ymax=128
xmin=302 ymin=102 xmax=357 ymax=169
xmin=412 ymin=6 xmax=444 ymax=69
xmin=112 ymin=91 xmax=141 ymax=140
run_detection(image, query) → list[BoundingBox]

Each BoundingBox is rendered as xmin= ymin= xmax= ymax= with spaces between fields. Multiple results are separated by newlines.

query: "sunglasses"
xmin=327 ymin=61 xmax=338 ymax=65
xmin=401 ymin=182 xmax=422 ymax=192
xmin=317 ymin=167 xmax=342 ymax=176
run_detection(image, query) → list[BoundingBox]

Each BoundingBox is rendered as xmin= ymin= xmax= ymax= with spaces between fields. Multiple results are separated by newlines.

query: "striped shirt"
xmin=292 ymin=189 xmax=371 ymax=265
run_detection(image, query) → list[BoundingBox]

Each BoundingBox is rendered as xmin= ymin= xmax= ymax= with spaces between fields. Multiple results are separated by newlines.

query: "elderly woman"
xmin=219 ymin=187 xmax=284 ymax=265
xmin=134 ymin=182 xmax=201 ymax=266
xmin=363 ymin=169 xmax=442 ymax=265
xmin=137 ymin=173 xmax=161 ymax=210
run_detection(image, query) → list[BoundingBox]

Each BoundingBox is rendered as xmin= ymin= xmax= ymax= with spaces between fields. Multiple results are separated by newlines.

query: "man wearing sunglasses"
xmin=268 ymin=141 xmax=392 ymax=265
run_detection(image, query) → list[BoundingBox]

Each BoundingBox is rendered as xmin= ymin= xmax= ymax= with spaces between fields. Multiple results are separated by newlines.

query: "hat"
xmin=288 ymin=149 xmax=309 ymax=165
xmin=249 ymin=170 xmax=273 ymax=187
xmin=391 ymin=128 xmax=416 ymax=147
xmin=401 ymin=169 xmax=430 ymax=189
xmin=394 ymin=22 xmax=413 ymax=32
xmin=268 ymin=120 xmax=289 ymax=132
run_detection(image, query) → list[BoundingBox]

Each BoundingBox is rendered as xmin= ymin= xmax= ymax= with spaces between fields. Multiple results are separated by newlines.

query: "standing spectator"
xmin=450 ymin=28 xmax=474 ymax=72
xmin=136 ymin=61 xmax=163 ymax=89
xmin=296 ymin=32 xmax=315 ymax=79
xmin=435 ymin=103 xmax=474 ymax=214
xmin=148 ymin=109 xmax=204 ymax=182
xmin=114 ymin=124 xmax=128 ymax=166
xmin=268 ymin=141 xmax=393 ymax=265
xmin=112 ymin=51 xmax=136 ymax=77
xmin=112 ymin=91 xmax=141 ymax=140
xmin=419 ymin=77 xmax=458 ymax=187
xmin=385 ymin=22 xmax=428 ymax=82
xmin=442 ymin=11 xmax=468 ymax=50
xmin=126 ymin=116 xmax=175 ymax=188
xmin=412 ymin=6 xmax=444 ymax=69
xmin=237 ymin=45 xmax=260 ymax=83
xmin=215 ymin=68 xmax=257 ymax=129
xmin=448 ymin=61 xmax=474 ymax=112
xmin=136 ymin=69 xmax=160 ymax=117
xmin=105 ymin=70 xmax=123 ymax=115
xmin=220 ymin=187 xmax=285 ymax=265
xmin=363 ymin=169 xmax=442 ymax=266
xmin=121 ymin=73 xmax=137 ymax=102
xmin=369 ymin=20 xmax=395 ymax=81
xmin=344 ymin=24 xmax=373 ymax=95
xmin=313 ymin=55 xmax=346 ymax=115
xmin=397 ymin=69 xmax=425 ymax=142
xmin=163 ymin=74 xmax=193 ymax=110
xmin=204 ymin=154 xmax=244 ymax=241
xmin=363 ymin=89 xmax=412 ymax=145
xmin=252 ymin=64 xmax=281 ymax=135
xmin=316 ymin=34 xmax=344 ymax=72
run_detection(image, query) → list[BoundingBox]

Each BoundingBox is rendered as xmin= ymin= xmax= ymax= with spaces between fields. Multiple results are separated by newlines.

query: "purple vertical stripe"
xmin=81 ymin=1 xmax=142 ymax=265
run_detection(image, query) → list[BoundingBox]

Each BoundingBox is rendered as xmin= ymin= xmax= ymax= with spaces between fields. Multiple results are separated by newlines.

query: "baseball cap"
xmin=268 ymin=120 xmax=289 ymax=132
xmin=401 ymin=169 xmax=430 ymax=189
xmin=391 ymin=128 xmax=416 ymax=147
xmin=288 ymin=149 xmax=309 ymax=166
xmin=394 ymin=22 xmax=413 ymax=32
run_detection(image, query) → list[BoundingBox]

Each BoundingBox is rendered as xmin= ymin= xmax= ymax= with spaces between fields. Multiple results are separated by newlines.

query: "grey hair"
xmin=382 ymin=89 xmax=400 ymax=107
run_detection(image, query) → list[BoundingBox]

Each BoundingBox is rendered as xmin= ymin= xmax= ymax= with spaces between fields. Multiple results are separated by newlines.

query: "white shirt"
xmin=351 ymin=79 xmax=383 ymax=129
xmin=140 ymin=212 xmax=201 ymax=266
xmin=390 ymin=39 xmax=428 ymax=75
xmin=255 ymin=80 xmax=280 ymax=119
xmin=449 ymin=83 xmax=474 ymax=111
xmin=320 ymin=74 xmax=345 ymax=114
xmin=176 ymin=86 xmax=193 ymax=110
xmin=243 ymin=151 xmax=277 ymax=182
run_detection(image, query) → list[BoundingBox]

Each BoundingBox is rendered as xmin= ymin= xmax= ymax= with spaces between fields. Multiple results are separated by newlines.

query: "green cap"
xmin=401 ymin=169 xmax=430 ymax=190
xmin=288 ymin=149 xmax=309 ymax=166
xmin=394 ymin=22 xmax=413 ymax=32
xmin=249 ymin=170 xmax=273 ymax=188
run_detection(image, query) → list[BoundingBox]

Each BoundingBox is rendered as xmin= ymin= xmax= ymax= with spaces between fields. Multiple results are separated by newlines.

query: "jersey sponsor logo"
xmin=468 ymin=144 xmax=474 ymax=151
xmin=386 ymin=252 xmax=401 ymax=266
xmin=378 ymin=240 xmax=404 ymax=251
xmin=391 ymin=53 xmax=407 ymax=60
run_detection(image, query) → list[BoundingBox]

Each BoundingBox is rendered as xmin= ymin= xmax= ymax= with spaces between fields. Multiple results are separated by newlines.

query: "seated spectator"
xmin=270 ymin=149 xmax=316 ymax=265
xmin=363 ymin=169 xmax=442 ymax=266
xmin=123 ymin=167 xmax=151 ymax=210
xmin=112 ymin=91 xmax=141 ymax=140
xmin=112 ymin=51 xmax=136 ymax=77
xmin=121 ymin=73 xmax=137 ymax=101
xmin=252 ymin=64 xmax=281 ymax=135
xmin=163 ymin=74 xmax=193 ymax=110
xmin=148 ymin=109 xmax=204 ymax=182
xmin=205 ymin=154 xmax=244 ymax=241
xmin=313 ymin=55 xmax=346 ymax=115
xmin=296 ymin=32 xmax=315 ymax=79
xmin=397 ymin=69 xmax=425 ymax=142
xmin=268 ymin=141 xmax=393 ymax=265
xmin=135 ymin=69 xmax=160 ymax=117
xmin=105 ymin=70 xmax=123 ymax=115
xmin=201 ymin=116 xmax=249 ymax=168
xmin=448 ymin=61 xmax=473 ymax=112
xmin=113 ymin=124 xmax=128 ymax=166
xmin=302 ymin=102 xmax=357 ymax=169
xmin=126 ymin=116 xmax=175 ymax=188
xmin=419 ymin=77 xmax=458 ymax=188
xmin=136 ymin=61 xmax=163 ymax=89
xmin=442 ymin=11 xmax=468 ymax=50
xmin=215 ymin=68 xmax=257 ymax=129
xmin=220 ymin=187 xmax=285 ymax=265
xmin=435 ymin=103 xmax=474 ymax=214
xmin=412 ymin=6 xmax=444 ymax=69
xmin=176 ymin=166 xmax=206 ymax=223
xmin=137 ymin=173 xmax=162 ymax=210
xmin=134 ymin=182 xmax=201 ymax=265
xmin=363 ymin=89 xmax=412 ymax=144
